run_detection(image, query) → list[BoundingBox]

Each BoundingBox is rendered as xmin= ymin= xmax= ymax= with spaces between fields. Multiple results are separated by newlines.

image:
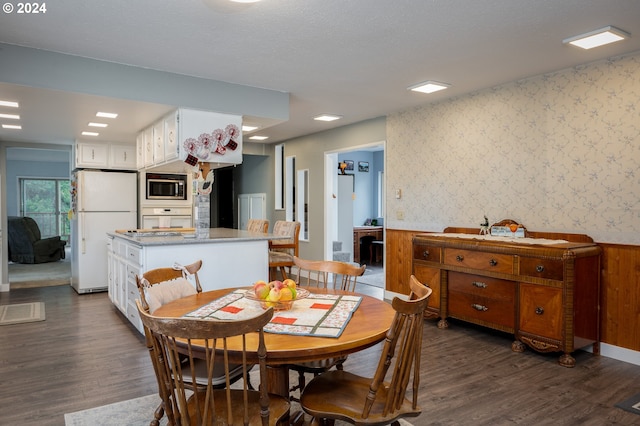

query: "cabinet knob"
xmin=471 ymin=304 xmax=488 ymax=312
xmin=536 ymin=265 xmax=545 ymax=273
xmin=423 ymin=250 xmax=430 ymax=258
xmin=456 ymin=255 xmax=464 ymax=262
xmin=489 ymin=259 xmax=498 ymax=266
xmin=472 ymin=281 xmax=487 ymax=289
xmin=535 ymin=306 xmax=544 ymax=315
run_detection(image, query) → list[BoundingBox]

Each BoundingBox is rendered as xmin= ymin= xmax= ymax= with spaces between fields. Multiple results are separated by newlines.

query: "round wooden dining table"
xmin=153 ymin=286 xmax=396 ymax=399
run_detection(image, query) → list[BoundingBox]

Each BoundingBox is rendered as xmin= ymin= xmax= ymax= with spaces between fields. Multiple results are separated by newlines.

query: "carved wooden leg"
xmin=437 ymin=318 xmax=449 ymax=329
xmin=511 ymin=340 xmax=525 ymax=353
xmin=558 ymin=353 xmax=576 ymax=368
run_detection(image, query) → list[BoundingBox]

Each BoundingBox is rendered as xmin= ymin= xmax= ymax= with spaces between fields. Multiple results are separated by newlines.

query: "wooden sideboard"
xmin=353 ymin=226 xmax=383 ymax=263
xmin=412 ymin=228 xmax=602 ymax=367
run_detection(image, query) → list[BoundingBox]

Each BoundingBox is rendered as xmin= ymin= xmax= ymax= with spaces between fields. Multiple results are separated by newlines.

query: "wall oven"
xmin=145 ymin=173 xmax=188 ymax=201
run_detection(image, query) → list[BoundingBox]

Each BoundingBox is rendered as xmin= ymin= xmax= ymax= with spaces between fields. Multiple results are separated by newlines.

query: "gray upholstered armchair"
xmin=7 ymin=216 xmax=66 ymax=264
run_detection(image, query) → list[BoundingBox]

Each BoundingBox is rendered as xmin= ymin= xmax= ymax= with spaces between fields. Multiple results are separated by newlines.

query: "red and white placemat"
xmin=183 ymin=289 xmax=362 ymax=338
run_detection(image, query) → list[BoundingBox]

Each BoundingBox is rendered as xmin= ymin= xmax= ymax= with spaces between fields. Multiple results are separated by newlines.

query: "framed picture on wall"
xmin=344 ymin=160 xmax=354 ymax=171
xmin=358 ymin=161 xmax=369 ymax=172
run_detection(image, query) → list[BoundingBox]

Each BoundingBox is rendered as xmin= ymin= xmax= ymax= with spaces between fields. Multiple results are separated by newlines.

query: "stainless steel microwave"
xmin=145 ymin=173 xmax=187 ymax=200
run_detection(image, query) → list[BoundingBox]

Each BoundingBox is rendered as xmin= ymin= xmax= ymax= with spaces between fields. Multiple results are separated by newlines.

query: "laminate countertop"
xmin=108 ymin=227 xmax=285 ymax=246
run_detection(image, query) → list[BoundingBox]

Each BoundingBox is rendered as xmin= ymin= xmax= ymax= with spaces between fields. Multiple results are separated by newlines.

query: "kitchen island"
xmin=107 ymin=228 xmax=281 ymax=334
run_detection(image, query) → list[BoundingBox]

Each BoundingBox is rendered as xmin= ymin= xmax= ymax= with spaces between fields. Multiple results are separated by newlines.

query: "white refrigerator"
xmin=71 ymin=170 xmax=137 ymax=294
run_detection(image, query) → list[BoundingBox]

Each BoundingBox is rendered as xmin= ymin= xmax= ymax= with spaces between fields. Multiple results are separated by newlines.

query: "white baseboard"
xmin=0 ymin=282 xmax=9 ymax=292
xmin=584 ymin=343 xmax=640 ymax=366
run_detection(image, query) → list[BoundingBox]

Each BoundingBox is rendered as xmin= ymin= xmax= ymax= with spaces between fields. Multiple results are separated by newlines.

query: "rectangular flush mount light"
xmin=408 ymin=81 xmax=450 ymax=94
xmin=563 ymin=26 xmax=630 ymax=49
xmin=96 ymin=111 xmax=118 ymax=118
xmin=314 ymin=114 xmax=342 ymax=122
xmin=0 ymin=100 xmax=19 ymax=108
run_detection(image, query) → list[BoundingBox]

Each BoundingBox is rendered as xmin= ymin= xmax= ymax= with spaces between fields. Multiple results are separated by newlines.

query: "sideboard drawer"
xmin=519 ymin=257 xmax=564 ymax=281
xmin=448 ymin=291 xmax=515 ymax=329
xmin=444 ymin=248 xmax=513 ymax=274
xmin=449 ymin=272 xmax=515 ymax=301
xmin=413 ymin=243 xmax=441 ymax=262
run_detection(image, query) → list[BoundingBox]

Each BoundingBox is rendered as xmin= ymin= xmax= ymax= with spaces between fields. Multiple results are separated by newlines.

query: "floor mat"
xmin=615 ymin=392 xmax=640 ymax=415
xmin=0 ymin=302 xmax=46 ymax=325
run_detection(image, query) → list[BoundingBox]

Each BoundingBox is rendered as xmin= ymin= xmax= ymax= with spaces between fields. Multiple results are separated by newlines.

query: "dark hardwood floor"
xmin=1 ymin=284 xmax=639 ymax=425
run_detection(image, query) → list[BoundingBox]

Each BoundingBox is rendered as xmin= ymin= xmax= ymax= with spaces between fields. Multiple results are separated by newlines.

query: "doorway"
xmin=212 ymin=166 xmax=234 ymax=228
xmin=2 ymin=146 xmax=73 ymax=289
xmin=324 ymin=142 xmax=385 ymax=263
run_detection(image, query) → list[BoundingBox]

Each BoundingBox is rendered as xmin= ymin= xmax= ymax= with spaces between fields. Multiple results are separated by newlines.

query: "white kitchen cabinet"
xmin=76 ymin=142 xmax=109 ymax=168
xmin=108 ymin=236 xmax=145 ymax=334
xmin=137 ymin=108 xmax=243 ymax=172
xmin=143 ymin=126 xmax=154 ymax=168
xmin=108 ymin=230 xmax=271 ymax=335
xmin=136 ymin=133 xmax=145 ymax=170
xmin=76 ymin=141 xmax=137 ymax=170
xmin=164 ymin=111 xmax=179 ymax=162
xmin=110 ymin=144 xmax=136 ymax=170
xmin=153 ymin=120 xmax=165 ymax=164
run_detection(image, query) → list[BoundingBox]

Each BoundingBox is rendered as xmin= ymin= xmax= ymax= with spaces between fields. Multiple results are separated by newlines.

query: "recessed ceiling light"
xmin=408 ymin=81 xmax=451 ymax=94
xmin=249 ymin=135 xmax=269 ymax=141
xmin=314 ymin=114 xmax=342 ymax=122
xmin=0 ymin=113 xmax=20 ymax=120
xmin=563 ymin=26 xmax=630 ymax=49
xmin=0 ymin=100 xmax=19 ymax=108
xmin=242 ymin=125 xmax=258 ymax=132
xmin=96 ymin=111 xmax=118 ymax=119
xmin=88 ymin=122 xmax=108 ymax=128
xmin=2 ymin=124 xmax=21 ymax=129
xmin=82 ymin=131 xmax=99 ymax=136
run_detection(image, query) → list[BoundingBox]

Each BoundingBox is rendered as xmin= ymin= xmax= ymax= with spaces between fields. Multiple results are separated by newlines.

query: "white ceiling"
xmin=1 ymin=0 xmax=640 ymax=147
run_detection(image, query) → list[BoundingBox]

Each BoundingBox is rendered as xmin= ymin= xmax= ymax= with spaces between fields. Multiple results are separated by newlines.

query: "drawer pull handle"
xmin=472 ymin=281 xmax=487 ymax=289
xmin=536 ymin=265 xmax=545 ymax=273
xmin=472 ymin=304 xmax=488 ymax=312
xmin=489 ymin=259 xmax=498 ymax=267
xmin=456 ymin=255 xmax=464 ymax=262
xmin=423 ymin=250 xmax=430 ymax=258
xmin=535 ymin=307 xmax=544 ymax=315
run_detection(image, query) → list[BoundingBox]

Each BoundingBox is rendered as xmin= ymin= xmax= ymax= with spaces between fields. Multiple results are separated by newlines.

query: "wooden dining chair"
xmin=299 ymin=275 xmax=432 ymax=426
xmin=268 ymin=220 xmax=300 ymax=281
xmin=247 ymin=218 xmax=269 ymax=233
xmin=136 ymin=260 xmax=250 ymax=426
xmin=287 ymin=256 xmax=366 ymax=401
xmin=136 ymin=301 xmax=290 ymax=426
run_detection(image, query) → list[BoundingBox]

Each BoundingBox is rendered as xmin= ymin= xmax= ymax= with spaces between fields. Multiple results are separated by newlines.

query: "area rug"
xmin=615 ymin=392 xmax=640 ymax=415
xmin=0 ymin=302 xmax=45 ymax=325
xmin=65 ymin=394 xmax=415 ymax=425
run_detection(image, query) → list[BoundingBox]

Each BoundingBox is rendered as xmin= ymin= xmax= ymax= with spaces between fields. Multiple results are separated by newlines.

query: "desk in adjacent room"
xmin=353 ymin=226 xmax=383 ymax=263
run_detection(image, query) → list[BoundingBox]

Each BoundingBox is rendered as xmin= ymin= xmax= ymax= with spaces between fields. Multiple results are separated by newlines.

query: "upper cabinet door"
xmin=164 ymin=111 xmax=179 ymax=162
xmin=136 ymin=133 xmax=144 ymax=170
xmin=110 ymin=144 xmax=136 ymax=170
xmin=143 ymin=126 xmax=154 ymax=167
xmin=153 ymin=120 xmax=165 ymax=163
xmin=76 ymin=142 xmax=109 ymax=169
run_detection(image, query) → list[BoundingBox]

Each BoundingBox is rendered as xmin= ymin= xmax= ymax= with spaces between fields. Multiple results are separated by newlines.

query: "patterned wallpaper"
xmin=386 ymin=53 xmax=640 ymax=245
